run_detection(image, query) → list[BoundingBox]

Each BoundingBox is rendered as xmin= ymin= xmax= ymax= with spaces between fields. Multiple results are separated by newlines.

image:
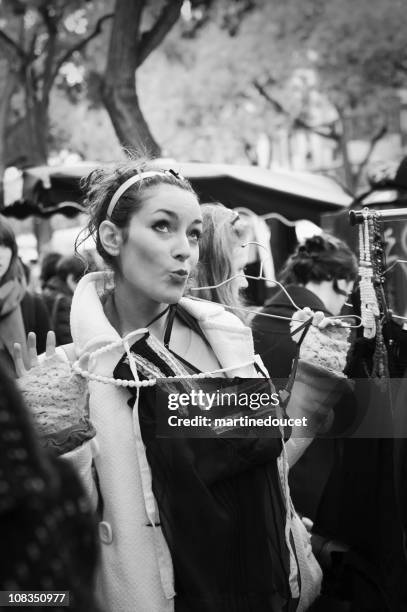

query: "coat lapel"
xmin=71 ymin=281 xmax=262 ymax=379
xmin=179 ymin=297 xmax=259 ymax=377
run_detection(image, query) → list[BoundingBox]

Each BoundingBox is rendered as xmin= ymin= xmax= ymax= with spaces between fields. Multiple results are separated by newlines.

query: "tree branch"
xmin=38 ymin=6 xmax=60 ymax=102
xmin=27 ymin=21 xmax=41 ymax=61
xmin=51 ymin=12 xmax=113 ymax=83
xmin=137 ymin=0 xmax=183 ymax=67
xmin=395 ymin=59 xmax=407 ymax=75
xmin=38 ymin=5 xmax=58 ymax=36
xmin=0 ymin=29 xmax=26 ymax=62
xmin=253 ymin=79 xmax=339 ymax=141
xmin=353 ymin=123 xmax=388 ymax=187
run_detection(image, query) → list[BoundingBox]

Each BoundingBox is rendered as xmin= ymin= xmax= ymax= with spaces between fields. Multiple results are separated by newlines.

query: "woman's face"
xmin=0 ymin=245 xmax=12 ymax=281
xmin=118 ymin=184 xmax=202 ymax=304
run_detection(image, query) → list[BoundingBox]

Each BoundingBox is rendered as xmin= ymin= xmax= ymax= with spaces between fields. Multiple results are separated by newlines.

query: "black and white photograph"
xmin=1 ymin=1 xmax=407 ymax=610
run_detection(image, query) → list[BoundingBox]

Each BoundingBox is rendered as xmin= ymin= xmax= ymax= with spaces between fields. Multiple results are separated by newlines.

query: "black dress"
xmin=113 ymin=307 xmax=297 ymax=612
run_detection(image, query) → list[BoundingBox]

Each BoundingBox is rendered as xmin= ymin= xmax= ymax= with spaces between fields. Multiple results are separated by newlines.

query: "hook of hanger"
xmin=260 ymin=212 xmax=298 ymax=227
xmin=241 ymin=241 xmax=273 ymax=278
xmin=236 ymin=207 xmax=298 ymax=229
xmin=233 ymin=206 xmax=257 ymax=217
xmin=191 ymin=273 xmax=301 ymax=310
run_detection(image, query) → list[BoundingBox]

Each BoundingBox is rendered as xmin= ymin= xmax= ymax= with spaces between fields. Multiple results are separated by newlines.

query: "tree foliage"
xmin=0 ymin=0 xmax=113 ymax=170
xmin=2 ymin=0 xmax=406 ymax=197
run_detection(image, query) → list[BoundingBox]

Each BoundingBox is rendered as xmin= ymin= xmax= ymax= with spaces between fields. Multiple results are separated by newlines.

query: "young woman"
xmin=15 ymin=161 xmax=323 ymax=612
xmin=0 ymin=217 xmax=50 ymax=376
xmin=191 ymin=203 xmax=249 ymax=316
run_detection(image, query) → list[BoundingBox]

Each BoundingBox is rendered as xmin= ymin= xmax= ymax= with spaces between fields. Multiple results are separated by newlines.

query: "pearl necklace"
xmin=71 ymin=334 xmax=256 ymax=388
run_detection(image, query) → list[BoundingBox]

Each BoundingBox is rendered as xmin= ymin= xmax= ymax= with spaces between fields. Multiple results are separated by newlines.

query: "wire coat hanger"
xmin=235 ymin=207 xmax=298 ymax=229
xmin=383 ymin=259 xmax=407 ymax=275
xmin=260 ymin=212 xmax=298 ymax=227
xmin=189 ymin=272 xmax=362 ymax=329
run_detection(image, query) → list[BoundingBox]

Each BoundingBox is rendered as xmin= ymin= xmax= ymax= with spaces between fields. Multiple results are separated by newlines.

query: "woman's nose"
xmin=172 ymin=234 xmax=191 ymax=261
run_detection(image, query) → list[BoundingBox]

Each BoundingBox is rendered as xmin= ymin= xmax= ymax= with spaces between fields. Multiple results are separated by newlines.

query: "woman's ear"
xmin=99 ymin=220 xmax=123 ymax=257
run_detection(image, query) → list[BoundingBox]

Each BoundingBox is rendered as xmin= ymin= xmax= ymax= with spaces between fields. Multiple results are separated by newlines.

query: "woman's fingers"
xmin=302 ymin=516 xmax=313 ymax=533
xmin=290 ymin=308 xmax=314 ymax=343
xmin=13 ymin=343 xmax=26 ymax=378
xmin=27 ymin=332 xmax=39 ymax=367
xmin=292 ymin=306 xmax=313 ymax=323
xmin=316 ymin=316 xmax=344 ymax=329
xmin=291 ymin=307 xmax=312 ymax=328
xmin=45 ymin=330 xmax=56 ymax=357
xmin=312 ymin=311 xmax=325 ymax=327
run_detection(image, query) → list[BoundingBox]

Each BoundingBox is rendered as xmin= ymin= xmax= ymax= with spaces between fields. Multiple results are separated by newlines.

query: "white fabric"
xmin=66 ymin=271 xmax=321 ymax=611
xmin=106 ymin=171 xmax=168 ymax=219
xmin=61 ymin=437 xmax=99 ymax=512
xmin=67 ymin=272 xmax=262 ymax=612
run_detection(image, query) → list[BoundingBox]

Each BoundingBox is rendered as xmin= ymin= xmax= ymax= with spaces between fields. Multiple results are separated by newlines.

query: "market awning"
xmin=1 ymin=161 xmax=351 ymax=223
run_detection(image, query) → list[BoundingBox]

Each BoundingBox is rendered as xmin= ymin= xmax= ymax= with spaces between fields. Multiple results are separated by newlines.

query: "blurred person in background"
xmin=252 ymin=234 xmax=358 ymax=520
xmin=42 ymin=254 xmax=87 ymax=345
xmin=191 ymin=203 xmax=249 ymax=318
xmin=40 ymin=251 xmax=62 ymax=290
xmin=0 ymin=216 xmax=50 ymax=376
xmin=252 ymin=234 xmax=358 ymax=385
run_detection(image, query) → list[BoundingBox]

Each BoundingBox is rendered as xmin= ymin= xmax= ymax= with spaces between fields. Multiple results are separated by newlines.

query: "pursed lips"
xmin=170 ymin=269 xmax=188 ymax=277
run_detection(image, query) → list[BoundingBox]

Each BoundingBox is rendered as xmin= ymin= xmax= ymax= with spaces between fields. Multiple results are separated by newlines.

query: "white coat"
xmin=68 ymin=272 xmax=269 ymax=612
xmin=65 ymin=272 xmax=320 ymax=612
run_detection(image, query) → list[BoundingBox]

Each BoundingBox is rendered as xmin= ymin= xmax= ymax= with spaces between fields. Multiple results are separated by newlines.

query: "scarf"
xmin=0 ymin=259 xmax=29 ymax=372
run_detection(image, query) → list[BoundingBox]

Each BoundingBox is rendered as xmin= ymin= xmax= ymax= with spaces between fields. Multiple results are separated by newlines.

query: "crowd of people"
xmin=1 ymin=158 xmax=407 ymax=612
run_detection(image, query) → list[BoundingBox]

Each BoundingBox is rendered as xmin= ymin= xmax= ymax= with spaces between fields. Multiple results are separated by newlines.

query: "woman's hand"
xmin=14 ymin=331 xmax=94 ymax=456
xmin=290 ymin=307 xmax=350 ymax=374
xmin=290 ymin=307 xmax=343 ymax=344
xmin=14 ymin=330 xmax=57 ymax=378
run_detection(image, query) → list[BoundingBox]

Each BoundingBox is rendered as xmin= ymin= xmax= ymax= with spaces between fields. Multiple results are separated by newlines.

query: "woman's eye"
xmin=189 ymin=229 xmax=201 ymax=242
xmin=153 ymin=221 xmax=170 ymax=233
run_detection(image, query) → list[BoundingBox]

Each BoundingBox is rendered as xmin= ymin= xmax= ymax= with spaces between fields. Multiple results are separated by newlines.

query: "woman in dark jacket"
xmin=252 ymin=234 xmax=358 ymax=519
xmin=0 ymin=217 xmax=49 ymax=375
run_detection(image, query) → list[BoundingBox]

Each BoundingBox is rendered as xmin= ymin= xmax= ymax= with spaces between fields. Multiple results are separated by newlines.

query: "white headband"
xmin=106 ymin=170 xmax=180 ymax=219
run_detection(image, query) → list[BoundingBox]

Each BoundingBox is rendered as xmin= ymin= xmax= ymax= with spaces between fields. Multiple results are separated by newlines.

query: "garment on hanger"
xmin=111 ymin=306 xmax=297 ymax=612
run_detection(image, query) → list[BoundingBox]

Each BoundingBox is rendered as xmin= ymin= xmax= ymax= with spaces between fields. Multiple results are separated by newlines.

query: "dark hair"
xmin=40 ymin=252 xmax=62 ymax=286
xmin=0 ymin=216 xmax=23 ymax=284
xmin=0 ymin=216 xmax=18 ymax=258
xmin=77 ymin=159 xmax=197 ymax=272
xmin=56 ymin=255 xmax=87 ymax=283
xmin=279 ymin=233 xmax=358 ymax=285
